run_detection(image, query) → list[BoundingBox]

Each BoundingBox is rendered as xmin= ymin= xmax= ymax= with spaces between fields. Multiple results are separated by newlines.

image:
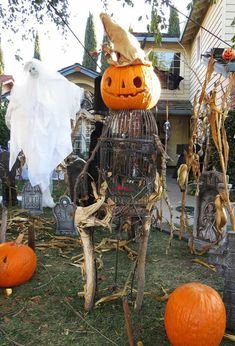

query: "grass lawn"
xmin=0 ymin=180 xmax=233 ymax=345
xmin=0 ymin=215 xmax=233 ymax=345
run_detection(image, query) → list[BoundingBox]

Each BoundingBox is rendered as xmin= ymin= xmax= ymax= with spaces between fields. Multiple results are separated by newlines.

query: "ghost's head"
xmin=24 ymin=59 xmax=41 ymax=78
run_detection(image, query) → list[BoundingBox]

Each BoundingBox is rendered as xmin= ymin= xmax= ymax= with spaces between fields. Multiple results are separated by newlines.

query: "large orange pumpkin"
xmin=222 ymin=48 xmax=235 ymax=61
xmin=101 ymin=64 xmax=161 ymax=110
xmin=0 ymin=242 xmax=37 ymax=287
xmin=164 ymin=282 xmax=226 ymax=346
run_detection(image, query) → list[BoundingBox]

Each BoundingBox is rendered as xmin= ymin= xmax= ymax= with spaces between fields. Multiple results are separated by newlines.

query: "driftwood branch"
xmin=79 ymin=228 xmax=96 ymax=311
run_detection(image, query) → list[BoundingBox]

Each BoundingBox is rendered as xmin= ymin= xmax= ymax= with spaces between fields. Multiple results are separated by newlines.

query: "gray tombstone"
xmin=209 ymin=231 xmax=235 ymax=331
xmin=192 ymin=170 xmax=228 ymax=251
xmin=22 ymin=182 xmax=43 ymax=214
xmin=53 ymin=195 xmax=79 ymax=236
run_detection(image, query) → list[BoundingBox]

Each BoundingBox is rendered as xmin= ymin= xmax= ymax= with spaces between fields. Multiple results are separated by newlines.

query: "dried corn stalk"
xmin=178 ymin=57 xmax=235 ymax=244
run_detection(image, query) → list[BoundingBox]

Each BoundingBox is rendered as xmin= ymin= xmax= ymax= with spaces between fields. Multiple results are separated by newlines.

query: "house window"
xmin=196 ymin=34 xmax=201 ymax=63
xmin=153 ymin=51 xmax=183 ymax=90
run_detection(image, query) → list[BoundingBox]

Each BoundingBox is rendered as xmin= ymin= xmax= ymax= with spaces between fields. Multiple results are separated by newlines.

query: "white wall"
xmin=189 ymin=0 xmax=235 ymax=104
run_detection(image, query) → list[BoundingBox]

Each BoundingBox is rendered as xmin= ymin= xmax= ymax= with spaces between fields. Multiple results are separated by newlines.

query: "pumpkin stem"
xmin=15 ymin=233 xmax=24 ymax=245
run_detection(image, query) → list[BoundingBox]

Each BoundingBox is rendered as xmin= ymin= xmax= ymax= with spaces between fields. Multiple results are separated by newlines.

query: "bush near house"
xmin=0 ymin=101 xmax=9 ymax=149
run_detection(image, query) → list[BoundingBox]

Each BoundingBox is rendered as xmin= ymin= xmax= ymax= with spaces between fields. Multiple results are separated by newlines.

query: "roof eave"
xmin=180 ymin=1 xmax=211 ymax=45
xmin=59 ymin=63 xmax=100 ymax=78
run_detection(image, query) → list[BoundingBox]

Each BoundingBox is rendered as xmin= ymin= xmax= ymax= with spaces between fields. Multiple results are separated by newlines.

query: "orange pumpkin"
xmin=0 ymin=242 xmax=37 ymax=287
xmin=101 ymin=64 xmax=161 ymax=110
xmin=164 ymin=282 xmax=226 ymax=346
xmin=222 ymin=48 xmax=235 ymax=61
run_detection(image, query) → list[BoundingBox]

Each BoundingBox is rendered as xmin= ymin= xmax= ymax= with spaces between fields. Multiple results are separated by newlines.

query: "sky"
xmin=1 ymin=0 xmax=190 ymax=78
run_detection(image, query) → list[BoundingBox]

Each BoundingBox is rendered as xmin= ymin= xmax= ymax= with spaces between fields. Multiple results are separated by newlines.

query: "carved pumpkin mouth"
xmin=105 ymin=90 xmax=146 ymax=98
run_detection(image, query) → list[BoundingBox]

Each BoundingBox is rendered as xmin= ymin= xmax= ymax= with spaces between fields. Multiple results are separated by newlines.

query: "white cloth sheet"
xmin=6 ymin=59 xmax=84 ymax=207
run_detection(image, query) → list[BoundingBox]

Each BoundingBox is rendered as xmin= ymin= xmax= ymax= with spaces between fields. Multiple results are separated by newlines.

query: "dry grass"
xmin=0 ymin=206 xmax=232 ymax=346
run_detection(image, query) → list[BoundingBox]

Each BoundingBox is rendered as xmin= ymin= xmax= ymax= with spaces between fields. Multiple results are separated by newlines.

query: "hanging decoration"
xmin=222 ymin=48 xmax=235 ymax=61
xmin=6 ymin=58 xmax=84 ymax=207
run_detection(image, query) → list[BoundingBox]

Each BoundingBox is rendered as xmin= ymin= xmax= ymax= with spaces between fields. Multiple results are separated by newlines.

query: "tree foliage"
xmin=147 ymin=0 xmax=163 ymax=43
xmin=0 ymin=0 xmax=69 ymax=40
xmin=0 ymin=41 xmax=4 ymax=75
xmin=0 ymin=0 xmax=234 ymax=47
xmin=82 ymin=12 xmax=98 ymax=72
xmin=33 ymin=32 xmax=41 ymax=60
xmin=168 ymin=6 xmax=180 ymax=36
xmin=100 ymin=34 xmax=110 ymax=72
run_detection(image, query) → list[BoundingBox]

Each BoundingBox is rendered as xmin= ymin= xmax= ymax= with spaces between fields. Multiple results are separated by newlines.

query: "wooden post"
xmin=28 ymin=220 xmax=35 ymax=251
xmin=123 ymin=296 xmax=135 ymax=346
xmin=134 ymin=215 xmax=151 ymax=311
xmin=0 ymin=206 xmax=7 ymax=243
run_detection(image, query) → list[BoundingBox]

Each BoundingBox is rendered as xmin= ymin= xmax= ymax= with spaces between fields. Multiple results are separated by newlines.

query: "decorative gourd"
xmin=101 ymin=64 xmax=161 ymax=110
xmin=0 ymin=242 xmax=37 ymax=287
xmin=164 ymin=282 xmax=226 ymax=346
xmin=222 ymin=48 xmax=235 ymax=61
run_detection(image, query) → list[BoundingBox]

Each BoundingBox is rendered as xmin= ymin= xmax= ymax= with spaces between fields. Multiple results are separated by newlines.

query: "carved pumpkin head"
xmin=222 ymin=48 xmax=235 ymax=61
xmin=0 ymin=242 xmax=37 ymax=287
xmin=101 ymin=64 xmax=161 ymax=110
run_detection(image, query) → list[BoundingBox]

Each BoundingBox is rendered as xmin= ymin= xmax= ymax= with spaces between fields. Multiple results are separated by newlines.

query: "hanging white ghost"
xmin=6 ymin=58 xmax=84 ymax=207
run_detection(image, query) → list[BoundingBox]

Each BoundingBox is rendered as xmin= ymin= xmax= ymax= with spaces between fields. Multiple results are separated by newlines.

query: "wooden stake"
xmin=134 ymin=216 xmax=151 ymax=311
xmin=28 ymin=221 xmax=35 ymax=251
xmin=0 ymin=206 xmax=8 ymax=243
xmin=122 ymin=296 xmax=135 ymax=346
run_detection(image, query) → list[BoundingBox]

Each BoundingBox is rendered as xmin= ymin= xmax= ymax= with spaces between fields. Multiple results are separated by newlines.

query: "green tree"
xmin=0 ymin=1 xmax=234 ymax=49
xmin=147 ymin=0 xmax=162 ymax=43
xmin=168 ymin=6 xmax=180 ymax=36
xmin=82 ymin=13 xmax=98 ymax=71
xmin=0 ymin=101 xmax=10 ymax=149
xmin=0 ymin=39 xmax=9 ymax=149
xmin=0 ymin=1 xmax=70 ymax=39
xmin=33 ymin=32 xmax=41 ymax=60
xmin=100 ymin=34 xmax=110 ymax=72
xmin=0 ymin=39 xmax=4 ymax=75
xmin=146 ymin=0 xmax=162 ymax=66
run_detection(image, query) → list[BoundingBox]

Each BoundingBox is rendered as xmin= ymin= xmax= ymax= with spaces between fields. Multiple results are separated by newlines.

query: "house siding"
xmin=142 ymin=41 xmax=192 ymax=165
xmin=143 ymin=41 xmax=191 ymax=101
xmin=189 ymin=0 xmax=235 ymax=104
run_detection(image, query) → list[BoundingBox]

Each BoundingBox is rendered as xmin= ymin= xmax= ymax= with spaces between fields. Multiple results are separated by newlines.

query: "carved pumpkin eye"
xmin=133 ymin=77 xmax=142 ymax=88
xmin=105 ymin=77 xmax=112 ymax=87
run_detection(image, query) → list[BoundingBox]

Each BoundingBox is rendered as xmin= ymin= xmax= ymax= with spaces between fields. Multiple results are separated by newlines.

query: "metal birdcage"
xmin=100 ymin=109 xmax=159 ymax=207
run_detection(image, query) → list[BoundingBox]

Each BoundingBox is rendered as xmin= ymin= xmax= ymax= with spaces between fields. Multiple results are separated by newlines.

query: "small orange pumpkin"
xmin=101 ymin=64 xmax=161 ymax=110
xmin=0 ymin=242 xmax=37 ymax=287
xmin=164 ymin=282 xmax=226 ymax=346
xmin=222 ymin=48 xmax=235 ymax=61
